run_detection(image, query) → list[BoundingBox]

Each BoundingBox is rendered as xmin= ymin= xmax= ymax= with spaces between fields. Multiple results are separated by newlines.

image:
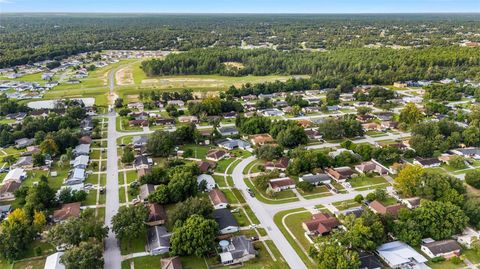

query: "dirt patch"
xmin=223 ymin=61 xmax=245 ymax=70
xmin=116 ymin=66 xmax=134 ymax=86
xmin=141 ymin=78 xmax=220 ymax=84
xmin=126 ymin=94 xmax=140 ymax=102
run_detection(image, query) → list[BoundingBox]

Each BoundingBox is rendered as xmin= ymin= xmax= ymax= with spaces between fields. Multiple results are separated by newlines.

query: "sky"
xmin=0 ymin=0 xmax=479 ymax=13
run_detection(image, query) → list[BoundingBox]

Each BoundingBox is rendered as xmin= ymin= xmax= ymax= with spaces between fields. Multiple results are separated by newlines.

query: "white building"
xmin=376 ymin=241 xmax=430 ymax=269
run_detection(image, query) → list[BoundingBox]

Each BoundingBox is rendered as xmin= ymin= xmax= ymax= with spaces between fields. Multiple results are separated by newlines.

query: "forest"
xmin=1 ymin=13 xmax=480 ymax=67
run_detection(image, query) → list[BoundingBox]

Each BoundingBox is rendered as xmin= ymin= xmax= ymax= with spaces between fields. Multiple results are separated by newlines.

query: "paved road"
xmin=306 ymin=132 xmax=411 ymax=150
xmin=103 ymin=113 xmax=122 ymax=269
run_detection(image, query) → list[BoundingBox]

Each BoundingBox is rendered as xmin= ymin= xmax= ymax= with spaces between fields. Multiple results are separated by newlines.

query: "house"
xmin=206 ymin=149 xmax=228 ymax=162
xmin=219 ymin=236 xmax=256 ymax=265
xmin=217 ymin=126 xmax=239 ymax=136
xmin=223 ymin=111 xmax=237 ymax=119
xmin=132 ymin=136 xmax=148 ymax=148
xmin=0 ymin=181 xmax=21 ymax=201
xmin=362 ymin=122 xmax=382 ymax=131
xmin=146 ymin=203 xmax=167 ymax=226
xmin=44 ymin=252 xmax=65 ymax=269
xmin=80 ymin=117 xmax=93 ymax=132
xmin=72 ymin=155 xmax=89 ymax=169
xmin=3 ymin=168 xmax=27 ymax=183
xmin=14 ymin=138 xmax=34 ymax=149
xmin=23 ymin=145 xmax=40 ymax=156
xmin=328 ymin=148 xmax=356 ymax=159
xmin=456 ymin=227 xmax=480 ymax=249
xmin=134 ymin=155 xmax=152 ymax=169
xmin=305 ymin=129 xmax=322 ymax=140
xmin=7 ymin=112 xmax=27 ymax=121
xmin=368 ymin=200 xmax=404 ymax=216
xmin=302 ymin=213 xmax=341 ymax=236
xmin=326 ymin=167 xmax=355 ymax=182
xmin=355 ymin=161 xmax=389 ymax=175
xmin=394 ymin=82 xmax=408 ymax=88
xmin=250 ymin=134 xmax=274 ymax=146
xmin=381 ymin=121 xmax=399 ymax=130
xmin=139 ymin=184 xmax=155 ymax=202
xmin=167 ymin=100 xmax=185 ymax=107
xmin=13 ymin=156 xmax=33 ymax=169
xmin=357 ymin=114 xmax=375 ymax=123
xmin=376 ymin=241 xmax=429 ymax=269
xmin=197 ymin=161 xmax=213 ymax=173
xmin=197 ymin=174 xmax=216 ymax=191
xmin=299 ymin=174 xmax=331 ymax=186
xmin=261 ymin=108 xmax=284 ymax=117
xmin=127 ymin=102 xmax=144 ymax=111
xmin=337 ymin=207 xmax=364 ymax=218
xmin=73 ymin=144 xmax=90 ymax=156
xmin=421 ymin=239 xmax=461 ymax=259
xmin=178 ymin=116 xmax=198 ymax=123
xmin=53 ymin=202 xmax=81 ymax=223
xmin=155 ymin=118 xmax=175 ymax=126
xmin=147 ymin=226 xmax=171 ymax=255
xmin=268 ymin=177 xmax=296 ymax=192
xmin=65 ymin=168 xmax=86 ymax=185
xmin=129 ymin=120 xmax=149 ymax=127
xmin=413 ymin=157 xmax=442 ymax=168
xmin=161 ymin=256 xmax=183 ymax=269
xmin=451 ymin=148 xmax=480 ymax=159
xmin=213 ymin=208 xmax=240 ymax=234
xmin=358 ymin=251 xmax=382 ymax=269
xmin=401 ymin=197 xmax=421 ymax=209
xmin=218 ymin=139 xmax=251 ymax=151
xmin=78 ymin=136 xmax=92 ymax=145
xmin=264 ymin=157 xmax=289 ymax=171
xmin=209 ymin=189 xmax=229 ymax=209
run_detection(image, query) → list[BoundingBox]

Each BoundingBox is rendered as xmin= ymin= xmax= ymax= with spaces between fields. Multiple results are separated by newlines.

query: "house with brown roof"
xmin=161 ymin=256 xmax=183 ymax=269
xmin=53 ymin=202 xmax=81 ymax=223
xmin=264 ymin=157 xmax=289 ymax=171
xmin=326 ymin=167 xmax=355 ymax=182
xmin=206 ymin=149 xmax=228 ymax=162
xmin=0 ymin=181 xmax=21 ymax=201
xmin=79 ymin=136 xmax=92 ymax=145
xmin=362 ymin=122 xmax=382 ymax=131
xmin=268 ymin=177 xmax=296 ymax=192
xmin=129 ymin=120 xmax=149 ymax=127
xmin=302 ymin=213 xmax=341 ymax=236
xmin=209 ymin=189 xmax=229 ymax=209
xmin=146 ymin=203 xmax=167 ymax=226
xmin=355 ymin=160 xmax=389 ymax=175
xmin=197 ymin=161 xmax=214 ymax=173
xmin=368 ymin=200 xmax=404 ymax=216
xmin=250 ymin=134 xmax=274 ymax=146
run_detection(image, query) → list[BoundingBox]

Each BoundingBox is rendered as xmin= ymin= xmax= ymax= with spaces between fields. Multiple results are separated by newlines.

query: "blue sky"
xmin=0 ymin=0 xmax=479 ymax=13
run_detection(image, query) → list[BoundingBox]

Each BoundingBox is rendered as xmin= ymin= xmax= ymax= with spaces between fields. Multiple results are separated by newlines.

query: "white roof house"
xmin=72 ymin=155 xmax=89 ymax=169
xmin=377 ymin=241 xmax=430 ymax=269
xmin=44 ymin=252 xmax=65 ymax=269
xmin=3 ymin=168 xmax=27 ymax=183
xmin=197 ymin=174 xmax=216 ymax=191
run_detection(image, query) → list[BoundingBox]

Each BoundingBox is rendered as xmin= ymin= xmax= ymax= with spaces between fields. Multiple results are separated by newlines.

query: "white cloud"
xmin=0 ymin=0 xmax=12 ymax=3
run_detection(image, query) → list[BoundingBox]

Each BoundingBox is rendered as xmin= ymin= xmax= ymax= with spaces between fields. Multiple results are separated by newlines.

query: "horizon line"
xmin=1 ymin=11 xmax=480 ymax=15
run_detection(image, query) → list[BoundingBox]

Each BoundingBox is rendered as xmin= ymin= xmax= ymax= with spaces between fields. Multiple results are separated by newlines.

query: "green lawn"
xmin=180 ymin=144 xmax=210 ymax=160
xmin=349 ymin=175 xmax=388 ymax=188
xmin=223 ymin=189 xmax=239 ymax=204
xmin=120 ymin=230 xmax=146 ymax=255
xmin=232 ymin=207 xmax=251 ymax=226
xmin=215 ymin=157 xmax=237 ymax=173
xmin=213 ymin=175 xmax=227 ymax=188
xmin=12 ymin=258 xmax=46 ymax=269
xmin=244 ymin=178 xmax=298 ymax=204
xmin=332 ymin=199 xmax=362 ymax=211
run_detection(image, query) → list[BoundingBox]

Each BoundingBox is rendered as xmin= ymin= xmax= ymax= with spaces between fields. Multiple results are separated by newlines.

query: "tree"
xmin=449 ymin=155 xmax=467 ymax=169
xmin=394 ymin=165 xmax=424 ymax=197
xmin=297 ymin=181 xmax=314 ymax=193
xmin=2 ymin=155 xmax=17 ymax=165
xmin=112 ymin=205 xmax=149 ymax=243
xmin=168 ymin=197 xmax=214 ymax=227
xmin=463 ymin=198 xmax=480 ymax=229
xmin=0 ymin=208 xmax=36 ymax=261
xmin=356 ymin=106 xmax=372 ymax=116
xmin=309 ymin=238 xmax=360 ymax=269
xmin=24 ymin=176 xmax=56 ymax=213
xmin=118 ymin=108 xmax=132 ymax=117
xmin=170 ymin=214 xmax=218 ymax=257
xmin=354 ymin=194 xmax=364 ymax=204
xmin=40 ymin=138 xmax=59 ymax=156
xmin=32 ymin=153 xmax=46 ymax=166
xmin=121 ymin=146 xmax=135 ymax=164
xmin=146 ymin=131 xmax=175 ymax=157
xmin=465 ymin=170 xmax=480 ymax=189
xmin=61 ymin=241 xmax=104 ymax=269
xmin=277 ymin=125 xmax=308 ymax=148
xmin=337 ymin=210 xmax=385 ymax=251
xmin=114 ymin=98 xmax=123 ymax=108
xmin=399 ymin=102 xmax=423 ymax=126
xmin=149 ymin=184 xmax=170 ymax=204
xmin=254 ymin=144 xmax=283 ymax=161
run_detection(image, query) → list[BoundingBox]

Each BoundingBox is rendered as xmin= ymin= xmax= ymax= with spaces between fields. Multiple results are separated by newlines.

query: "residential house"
xmin=326 ymin=167 xmax=355 ymax=182
xmin=7 ymin=112 xmax=27 ymax=121
xmin=161 ymin=256 xmax=182 ymax=269
xmin=381 ymin=121 xmax=399 ymax=130
xmin=3 ymin=168 xmax=27 ymax=183
xmin=72 ymin=155 xmax=89 ymax=169
xmin=219 ymin=236 xmax=256 ymax=265
xmin=65 ymin=168 xmax=86 ymax=185
xmin=206 ymin=149 xmax=228 ymax=162
xmin=53 ymin=202 xmax=81 ymax=223
xmin=134 ymin=155 xmax=152 ymax=169
xmin=413 ymin=157 xmax=442 ymax=168
xmin=264 ymin=157 xmax=289 ymax=171
xmin=154 ymin=118 xmax=175 ymax=126
xmin=14 ymin=138 xmax=34 ymax=149
xmin=362 ymin=122 xmax=382 ymax=131
xmin=197 ymin=174 xmax=216 ymax=191
xmin=328 ymin=148 xmax=356 ymax=159
xmin=129 ymin=120 xmax=149 ymax=127
xmin=359 ymin=251 xmax=382 ymax=269
xmin=132 ymin=136 xmax=148 ymax=148
xmin=401 ymin=197 xmax=421 ymax=209
xmin=197 ymin=161 xmax=213 ymax=173
xmin=213 ymin=208 xmax=240 ymax=234
xmin=305 ymin=129 xmax=322 ymax=140
xmin=209 ymin=189 xmax=229 ymax=209
xmin=0 ymin=181 xmax=21 ymax=201
xmin=250 ymin=134 xmax=274 ymax=146
xmin=337 ymin=207 xmax=364 ymax=218
xmin=355 ymin=161 xmax=389 ymax=175
xmin=80 ymin=117 xmax=93 ymax=132
xmin=78 ymin=136 xmax=92 ymax=145
xmin=167 ymin=100 xmax=185 ymax=107
xmin=223 ymin=111 xmax=237 ymax=119
xmin=127 ymin=102 xmax=144 ymax=111
xmin=44 ymin=252 xmax=65 ymax=269
xmin=147 ymin=226 xmax=171 ymax=255
xmin=139 ymin=184 xmax=155 ymax=202
xmin=376 ymin=241 xmax=429 ymax=269
xmin=421 ymin=239 xmax=461 ymax=259
xmin=302 ymin=213 xmax=341 ymax=236
xmin=73 ymin=144 xmax=90 ymax=156
xmin=261 ymin=108 xmax=284 ymax=117
xmin=146 ymin=203 xmax=167 ymax=226
xmin=178 ymin=116 xmax=198 ymax=124
xmin=299 ymin=174 xmax=331 ymax=186
xmin=217 ymin=139 xmax=251 ymax=151
xmin=368 ymin=200 xmax=404 ymax=216
xmin=241 ymin=95 xmax=257 ymax=101
xmin=217 ymin=126 xmax=239 ymax=136
xmin=13 ymin=156 xmax=33 ymax=169
xmin=30 ymin=109 xmax=49 ymax=118
xmin=451 ymin=148 xmax=480 ymax=159
xmin=456 ymin=227 xmax=480 ymax=249
xmin=357 ymin=114 xmax=375 ymax=123
xmin=268 ymin=177 xmax=296 ymax=192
